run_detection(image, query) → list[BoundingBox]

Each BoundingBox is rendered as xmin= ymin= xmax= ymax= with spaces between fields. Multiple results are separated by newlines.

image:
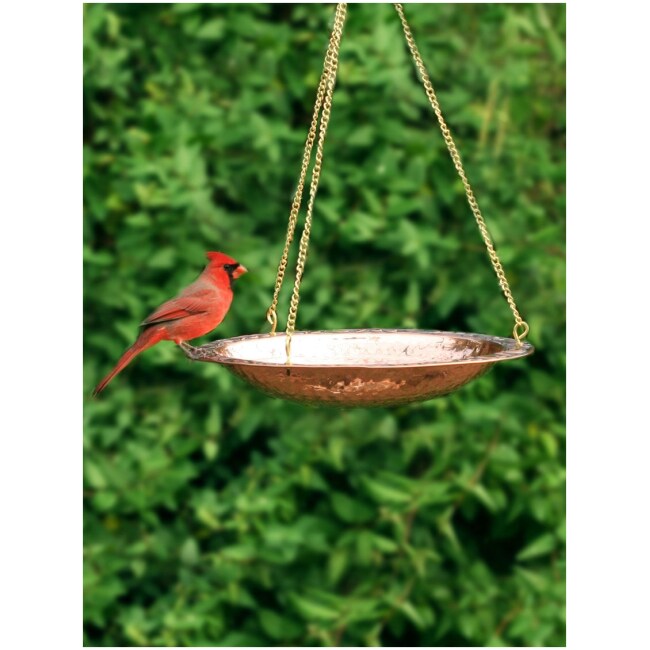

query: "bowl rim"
xmin=191 ymin=328 xmax=535 ymax=369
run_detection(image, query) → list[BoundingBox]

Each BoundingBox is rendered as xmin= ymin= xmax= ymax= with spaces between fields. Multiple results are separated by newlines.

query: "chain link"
xmin=393 ymin=3 xmax=529 ymax=344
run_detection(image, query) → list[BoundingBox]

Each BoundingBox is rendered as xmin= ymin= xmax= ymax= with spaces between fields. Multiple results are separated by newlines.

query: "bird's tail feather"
xmin=93 ymin=328 xmax=164 ymax=396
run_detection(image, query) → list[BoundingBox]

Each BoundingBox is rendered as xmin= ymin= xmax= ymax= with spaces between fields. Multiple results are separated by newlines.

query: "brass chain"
xmin=266 ymin=3 xmax=348 ymax=337
xmin=283 ymin=3 xmax=348 ymax=360
xmin=393 ymin=3 xmax=529 ymax=344
xmin=267 ymin=2 xmax=529 ymax=357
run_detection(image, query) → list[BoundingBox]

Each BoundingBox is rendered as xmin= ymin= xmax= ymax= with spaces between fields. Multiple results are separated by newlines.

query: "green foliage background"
xmin=83 ymin=4 xmax=565 ymax=647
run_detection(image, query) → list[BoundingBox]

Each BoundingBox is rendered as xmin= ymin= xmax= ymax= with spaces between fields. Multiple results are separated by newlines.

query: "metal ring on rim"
xmin=266 ymin=308 xmax=278 ymax=336
xmin=513 ymin=321 xmax=530 ymax=345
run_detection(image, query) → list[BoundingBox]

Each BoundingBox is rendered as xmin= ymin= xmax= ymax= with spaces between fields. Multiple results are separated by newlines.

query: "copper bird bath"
xmin=186 ymin=330 xmax=534 ymax=407
xmin=190 ymin=5 xmax=534 ymax=407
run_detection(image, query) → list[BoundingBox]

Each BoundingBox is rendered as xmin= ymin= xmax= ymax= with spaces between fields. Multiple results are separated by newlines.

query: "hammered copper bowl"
xmin=186 ymin=329 xmax=534 ymax=407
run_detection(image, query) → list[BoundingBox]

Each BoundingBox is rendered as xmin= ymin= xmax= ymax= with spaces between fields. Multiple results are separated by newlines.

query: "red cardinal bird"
xmin=93 ymin=251 xmax=247 ymax=395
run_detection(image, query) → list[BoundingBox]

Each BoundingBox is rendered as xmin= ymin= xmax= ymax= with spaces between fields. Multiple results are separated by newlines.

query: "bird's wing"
xmin=141 ymin=290 xmax=214 ymax=326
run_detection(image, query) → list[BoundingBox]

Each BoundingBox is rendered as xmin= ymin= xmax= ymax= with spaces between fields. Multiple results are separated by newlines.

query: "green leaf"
xmin=516 ymin=533 xmax=556 ymax=561
xmin=196 ymin=19 xmax=224 ymax=40
xmin=327 ymin=549 xmax=348 ymax=585
xmin=203 ymin=439 xmax=219 ymax=460
xmin=92 ymin=492 xmax=117 ymax=511
xmin=469 ymin=483 xmax=498 ymax=512
xmin=217 ymin=632 xmax=266 ymax=646
xmin=219 ymin=545 xmax=257 ymax=562
xmin=180 ymin=538 xmax=199 ymax=565
xmin=370 ymin=534 xmax=399 ymax=554
xmin=290 ymin=594 xmax=340 ymax=622
xmin=361 ymin=476 xmax=412 ymax=505
xmin=515 ymin=566 xmax=549 ymax=592
xmin=330 ymin=492 xmax=374 ymax=523
xmin=85 ymin=461 xmax=107 ymax=490
xmin=398 ymin=601 xmax=425 ymax=629
xmin=258 ymin=609 xmax=301 ymax=640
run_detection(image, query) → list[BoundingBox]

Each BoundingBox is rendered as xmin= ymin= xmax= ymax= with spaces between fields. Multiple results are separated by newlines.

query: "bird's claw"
xmin=178 ymin=341 xmax=199 ymax=358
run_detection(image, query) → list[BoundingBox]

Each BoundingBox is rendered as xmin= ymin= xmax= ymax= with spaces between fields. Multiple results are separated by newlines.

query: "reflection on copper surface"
xmin=185 ymin=329 xmax=534 ymax=407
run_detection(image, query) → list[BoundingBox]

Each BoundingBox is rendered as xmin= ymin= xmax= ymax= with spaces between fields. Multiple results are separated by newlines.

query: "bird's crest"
xmin=206 ymin=251 xmax=238 ymax=266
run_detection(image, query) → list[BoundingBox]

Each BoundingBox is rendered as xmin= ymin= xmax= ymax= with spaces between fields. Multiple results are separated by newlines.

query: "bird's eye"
xmin=224 ymin=263 xmax=238 ymax=273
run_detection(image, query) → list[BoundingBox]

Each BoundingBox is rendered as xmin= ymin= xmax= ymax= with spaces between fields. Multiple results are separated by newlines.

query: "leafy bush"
xmin=84 ymin=4 xmax=565 ymax=646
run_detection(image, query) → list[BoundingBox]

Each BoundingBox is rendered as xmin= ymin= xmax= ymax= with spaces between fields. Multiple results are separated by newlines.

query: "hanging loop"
xmin=285 ymin=334 xmax=292 ymax=364
xmin=513 ymin=320 xmax=530 ymax=346
xmin=266 ymin=307 xmax=278 ymax=335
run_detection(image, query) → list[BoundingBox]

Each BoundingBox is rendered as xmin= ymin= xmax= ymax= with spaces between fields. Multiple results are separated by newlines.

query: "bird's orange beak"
xmin=233 ymin=264 xmax=248 ymax=279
